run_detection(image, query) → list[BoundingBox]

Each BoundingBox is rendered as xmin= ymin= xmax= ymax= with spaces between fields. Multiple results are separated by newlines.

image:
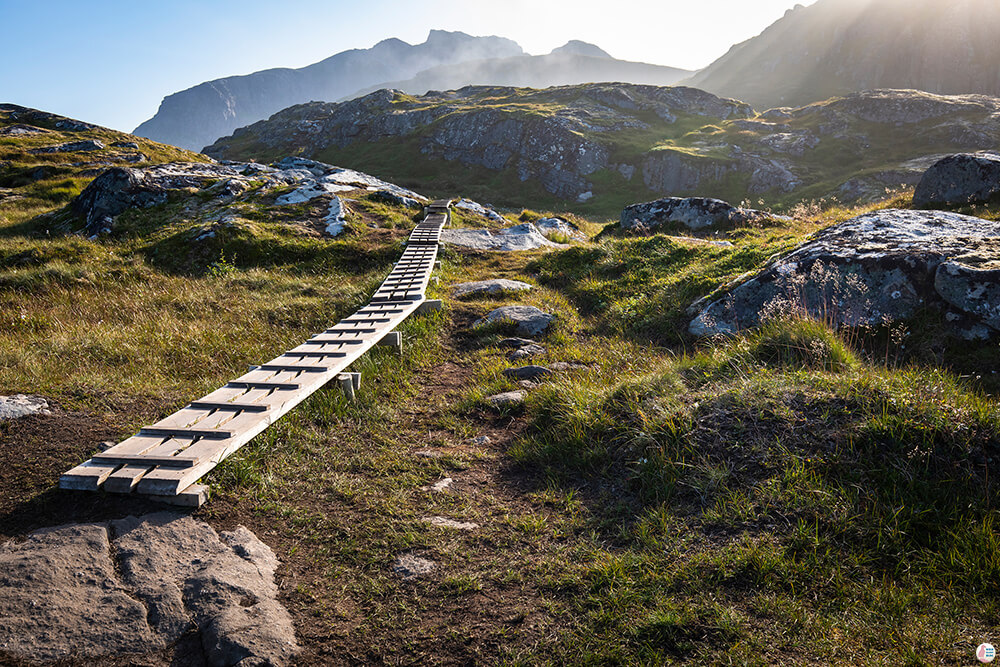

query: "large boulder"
xmin=913 ymin=153 xmax=1000 ymax=208
xmin=620 ymin=197 xmax=770 ymax=231
xmin=689 ymin=209 xmax=1000 ymax=340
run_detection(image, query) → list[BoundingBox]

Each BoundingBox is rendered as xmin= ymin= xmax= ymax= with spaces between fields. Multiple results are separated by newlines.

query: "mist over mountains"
xmin=685 ymin=0 xmax=1000 ymax=109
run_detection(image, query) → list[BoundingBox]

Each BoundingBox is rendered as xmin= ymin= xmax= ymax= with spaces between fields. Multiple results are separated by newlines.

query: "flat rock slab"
xmin=0 ymin=394 xmax=51 ymax=420
xmin=393 ymin=554 xmax=436 ymax=580
xmin=442 ymin=224 xmax=567 ymax=251
xmin=423 ymin=516 xmax=479 ymax=531
xmin=485 ymin=391 xmax=526 ymax=408
xmin=452 ymin=279 xmax=532 ymax=298
xmin=0 ymin=512 xmax=298 ymax=666
xmin=503 ymin=365 xmax=553 ymax=381
xmin=476 ymin=305 xmax=555 ymax=337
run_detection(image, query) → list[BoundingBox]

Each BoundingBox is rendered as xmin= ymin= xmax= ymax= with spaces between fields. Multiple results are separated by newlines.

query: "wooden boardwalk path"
xmin=60 ymin=200 xmax=453 ymax=506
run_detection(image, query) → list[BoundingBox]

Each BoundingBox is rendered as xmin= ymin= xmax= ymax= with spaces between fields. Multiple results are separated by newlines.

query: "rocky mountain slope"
xmin=133 ymin=31 xmax=524 ymax=152
xmin=204 ymin=84 xmax=1000 ymax=215
xmin=347 ymin=42 xmax=691 ymax=100
xmin=684 ymin=0 xmax=1000 ymax=110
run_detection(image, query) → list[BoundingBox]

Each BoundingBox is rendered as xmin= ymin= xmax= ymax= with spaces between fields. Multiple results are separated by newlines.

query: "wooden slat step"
xmin=284 ymin=350 xmax=355 ymax=358
xmin=258 ymin=363 xmax=331 ymax=373
xmin=92 ymin=453 xmax=200 ymax=468
xmin=323 ymin=327 xmax=376 ymax=334
xmin=188 ymin=401 xmax=270 ymax=412
xmin=227 ymin=380 xmax=301 ymax=390
xmin=139 ymin=427 xmax=235 ymax=439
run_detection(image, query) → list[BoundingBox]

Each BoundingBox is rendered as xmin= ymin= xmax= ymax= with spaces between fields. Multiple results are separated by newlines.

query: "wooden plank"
xmin=257 ymin=363 xmax=331 ymax=373
xmin=227 ymin=380 xmax=301 ymax=390
xmin=139 ymin=427 xmax=235 ymax=439
xmin=188 ymin=401 xmax=270 ymax=412
xmin=92 ymin=453 xmax=199 ymax=468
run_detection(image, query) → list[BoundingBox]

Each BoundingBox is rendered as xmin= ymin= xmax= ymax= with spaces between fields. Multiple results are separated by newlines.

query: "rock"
xmin=485 ymin=390 xmax=526 ymax=408
xmin=370 ymin=189 xmax=423 ymax=208
xmin=393 ymin=554 xmax=436 ymax=580
xmin=414 ymin=449 xmax=443 ymax=459
xmin=0 ymin=124 xmax=49 ymax=136
xmin=0 ymin=523 xmax=159 ymax=661
xmin=689 ymin=208 xmax=1000 ymax=339
xmin=420 ymin=478 xmax=453 ymax=493
xmin=452 ymin=278 xmax=532 ymax=298
xmin=112 ymin=141 xmax=140 ymax=149
xmin=276 ymin=180 xmax=351 ymax=204
xmin=499 ymin=337 xmax=537 ymax=348
xmin=423 ymin=516 xmax=479 ymax=531
xmin=547 ymin=361 xmax=587 ymax=372
xmin=913 ymin=153 xmax=1000 ymax=208
xmin=535 ymin=216 xmax=584 ymax=240
xmin=470 ymin=435 xmax=492 ymax=446
xmin=324 ymin=196 xmax=347 ymax=237
xmin=0 ymin=514 xmax=298 ymax=666
xmin=516 ymin=380 xmax=539 ymax=390
xmin=0 ymin=394 xmax=50 ymax=420
xmin=621 ymin=197 xmax=770 ymax=231
xmin=476 ymin=305 xmax=555 ymax=337
xmin=442 ymin=223 xmax=566 ymax=251
xmin=31 ymin=139 xmax=105 ymax=153
xmin=454 ymin=198 xmax=506 ymax=223
xmin=503 ymin=365 xmax=553 ymax=381
xmin=508 ymin=343 xmax=546 ymax=361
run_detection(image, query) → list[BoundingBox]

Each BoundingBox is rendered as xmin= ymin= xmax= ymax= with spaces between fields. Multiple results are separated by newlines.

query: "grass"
xmin=3 ymin=104 xmax=1000 ymax=665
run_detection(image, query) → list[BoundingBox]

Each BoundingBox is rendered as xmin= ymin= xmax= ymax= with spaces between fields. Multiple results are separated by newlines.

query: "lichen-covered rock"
xmin=689 ymin=209 xmax=1000 ymax=340
xmin=31 ymin=139 xmax=105 ymax=153
xmin=913 ymin=153 xmax=1000 ymax=207
xmin=452 ymin=279 xmax=532 ymax=298
xmin=475 ymin=305 xmax=555 ymax=336
xmin=0 ymin=394 xmax=50 ymax=420
xmin=620 ymin=197 xmax=770 ymax=231
xmin=442 ymin=223 xmax=566 ymax=251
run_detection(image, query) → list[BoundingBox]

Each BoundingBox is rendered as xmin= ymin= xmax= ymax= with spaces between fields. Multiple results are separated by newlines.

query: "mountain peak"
xmin=550 ymin=40 xmax=611 ymax=59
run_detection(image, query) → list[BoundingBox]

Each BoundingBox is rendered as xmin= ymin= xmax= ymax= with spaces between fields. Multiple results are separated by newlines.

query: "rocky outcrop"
xmin=0 ymin=394 xmax=50 ymax=420
xmin=134 ymin=30 xmax=525 ymax=151
xmin=689 ymin=209 xmax=1000 ymax=340
xmin=452 ymin=279 xmax=532 ymax=298
xmin=0 ymin=513 xmax=298 ymax=665
xmin=620 ymin=197 xmax=771 ymax=231
xmin=442 ymin=223 xmax=566 ymax=251
xmin=31 ymin=139 xmax=105 ymax=153
xmin=913 ymin=153 xmax=1000 ymax=207
xmin=72 ymin=158 xmax=425 ymax=237
xmin=476 ymin=305 xmax=555 ymax=336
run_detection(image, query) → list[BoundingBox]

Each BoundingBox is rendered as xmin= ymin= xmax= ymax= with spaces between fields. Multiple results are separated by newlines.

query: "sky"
xmin=0 ymin=0 xmax=816 ymax=133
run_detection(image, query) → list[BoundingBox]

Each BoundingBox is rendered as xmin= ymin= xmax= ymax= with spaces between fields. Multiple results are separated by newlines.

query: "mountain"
xmin=203 ymin=83 xmax=1000 ymax=215
xmin=133 ymin=30 xmax=523 ymax=152
xmin=344 ymin=43 xmax=691 ymax=100
xmin=684 ymin=0 xmax=1000 ymax=110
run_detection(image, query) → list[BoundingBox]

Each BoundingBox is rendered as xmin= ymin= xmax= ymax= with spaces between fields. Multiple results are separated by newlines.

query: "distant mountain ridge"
xmin=133 ymin=30 xmax=524 ymax=151
xmin=684 ymin=0 xmax=1000 ymax=109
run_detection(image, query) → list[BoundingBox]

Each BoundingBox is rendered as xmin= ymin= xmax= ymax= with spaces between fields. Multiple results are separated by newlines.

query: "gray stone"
xmin=913 ymin=153 xmax=1000 ymax=208
xmin=393 ymin=554 xmax=436 ymax=579
xmin=547 ymin=361 xmax=588 ymax=372
xmin=420 ymin=478 xmax=453 ymax=493
xmin=503 ymin=365 xmax=553 ymax=381
xmin=112 ymin=141 xmax=140 ymax=149
xmin=535 ymin=216 xmax=584 ymax=240
xmin=0 ymin=523 xmax=159 ymax=661
xmin=423 ymin=516 xmax=479 ymax=530
xmin=689 ymin=208 xmax=1000 ymax=338
xmin=0 ymin=394 xmax=50 ymax=420
xmin=470 ymin=435 xmax=492 ymax=446
xmin=476 ymin=305 xmax=555 ymax=337
xmin=32 ymin=139 xmax=105 ymax=153
xmin=0 ymin=513 xmax=298 ymax=665
xmin=370 ymin=189 xmax=423 ymax=208
xmin=498 ymin=337 xmax=537 ymax=348
xmin=621 ymin=197 xmax=771 ymax=231
xmin=485 ymin=391 xmax=526 ymax=408
xmin=452 ymin=278 xmax=532 ymax=298
xmin=454 ymin=198 xmax=506 ymax=223
xmin=508 ymin=343 xmax=546 ymax=361
xmin=442 ymin=223 xmax=566 ymax=251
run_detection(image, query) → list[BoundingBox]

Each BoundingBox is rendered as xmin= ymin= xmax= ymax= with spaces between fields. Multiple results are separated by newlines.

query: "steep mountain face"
xmin=204 ymin=84 xmax=1000 ymax=215
xmin=133 ymin=30 xmax=523 ymax=152
xmin=345 ymin=45 xmax=691 ymax=100
xmin=685 ymin=0 xmax=1000 ymax=110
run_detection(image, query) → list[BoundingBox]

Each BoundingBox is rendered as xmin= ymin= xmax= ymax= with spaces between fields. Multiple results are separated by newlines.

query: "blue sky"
xmin=1 ymin=0 xmax=814 ymax=132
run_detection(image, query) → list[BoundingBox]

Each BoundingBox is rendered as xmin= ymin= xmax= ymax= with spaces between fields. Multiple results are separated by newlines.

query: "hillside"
xmin=3 ymin=103 xmax=1000 ymax=664
xmin=133 ymin=30 xmax=524 ymax=152
xmin=205 ymin=83 xmax=1000 ymax=216
xmin=685 ymin=0 xmax=1000 ymax=109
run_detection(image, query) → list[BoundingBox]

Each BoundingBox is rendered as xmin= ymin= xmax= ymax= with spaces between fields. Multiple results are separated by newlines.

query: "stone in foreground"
xmin=621 ymin=196 xmax=771 ymax=231
xmin=476 ymin=305 xmax=555 ymax=337
xmin=0 ymin=394 xmax=51 ymax=420
xmin=485 ymin=390 xmax=526 ymax=408
xmin=452 ymin=278 xmax=532 ymax=298
xmin=503 ymin=365 xmax=553 ymax=381
xmin=0 ymin=513 xmax=299 ymax=666
xmin=913 ymin=153 xmax=1000 ymax=208
xmin=393 ymin=554 xmax=436 ymax=580
xmin=442 ymin=224 xmax=567 ymax=251
xmin=423 ymin=516 xmax=479 ymax=530
xmin=689 ymin=209 xmax=1000 ymax=340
